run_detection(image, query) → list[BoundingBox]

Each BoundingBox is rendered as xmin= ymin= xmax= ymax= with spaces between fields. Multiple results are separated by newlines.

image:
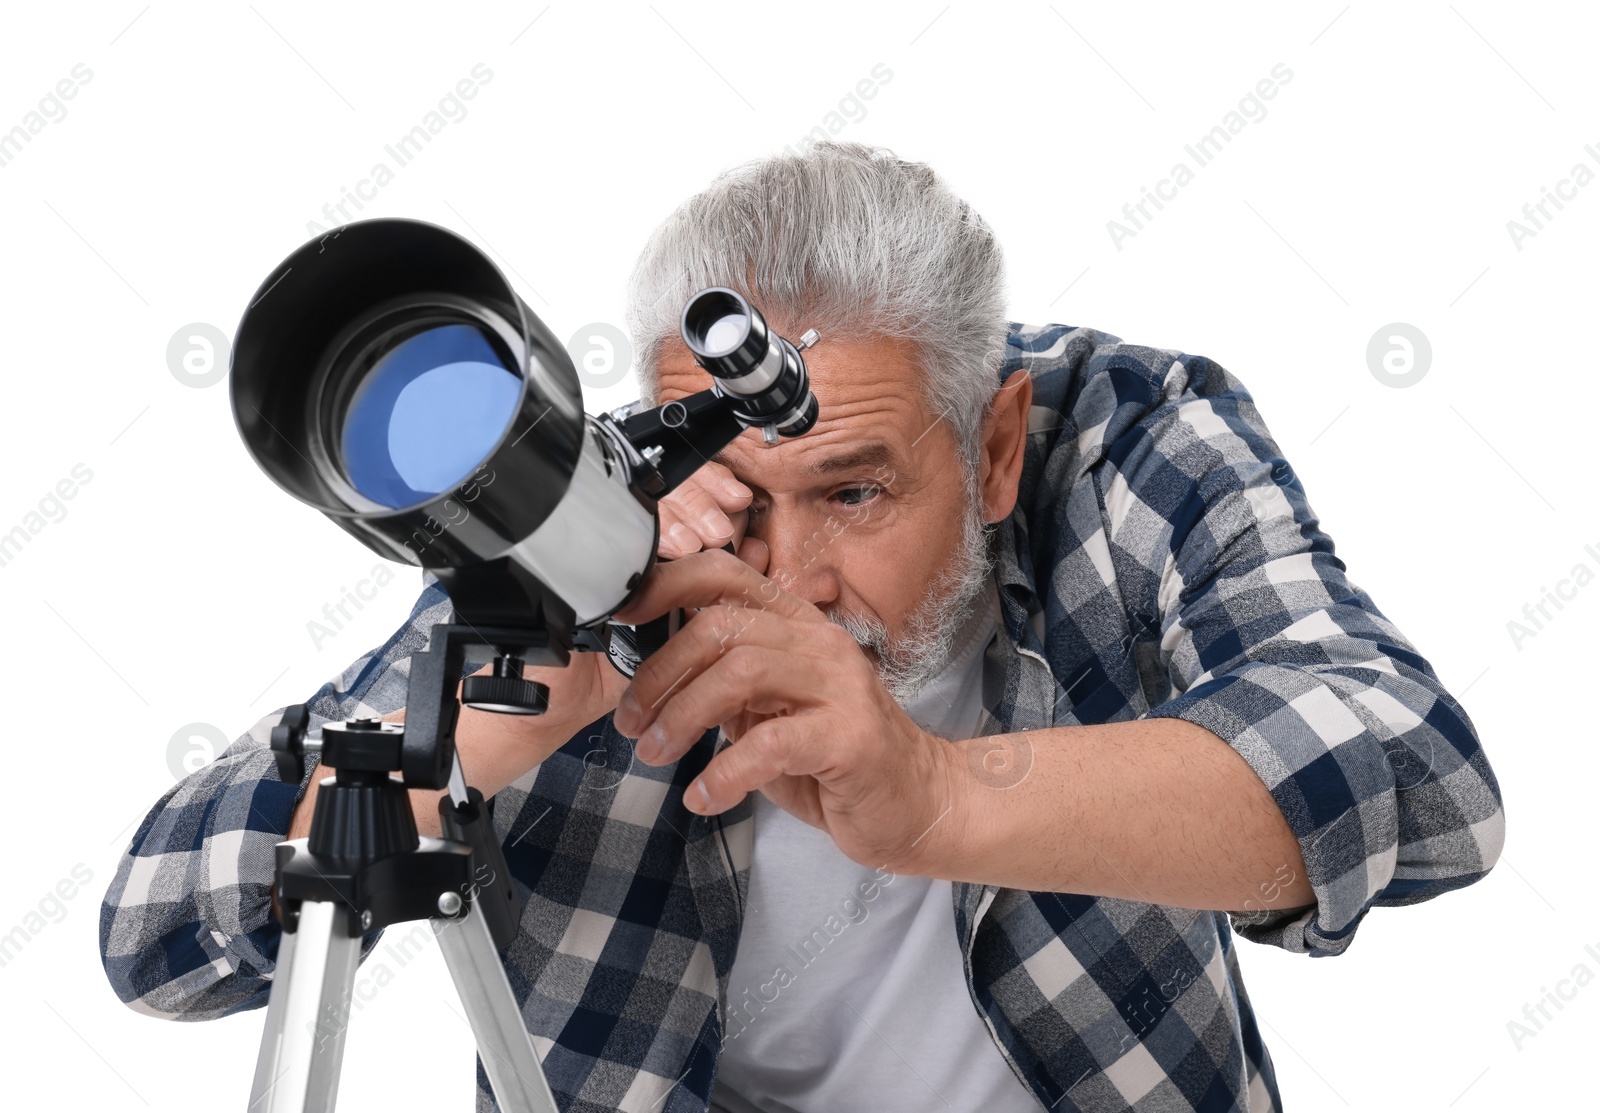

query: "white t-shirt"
xmin=708 ymin=573 xmax=1039 ymax=1113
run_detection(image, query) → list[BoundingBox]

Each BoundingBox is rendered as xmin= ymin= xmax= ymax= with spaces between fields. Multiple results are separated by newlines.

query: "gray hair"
xmin=623 ymin=141 xmax=1009 ymax=477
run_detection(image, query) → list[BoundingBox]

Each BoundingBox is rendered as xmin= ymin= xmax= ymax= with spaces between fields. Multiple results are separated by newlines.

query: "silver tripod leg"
xmin=248 ymin=899 xmax=363 ymax=1113
xmin=433 ymin=900 xmax=560 ymax=1113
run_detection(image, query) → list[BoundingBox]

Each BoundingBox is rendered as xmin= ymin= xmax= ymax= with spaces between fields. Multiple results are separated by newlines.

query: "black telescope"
xmin=233 ymin=217 xmax=824 ymax=1112
xmin=231 ymin=217 xmax=820 ymax=731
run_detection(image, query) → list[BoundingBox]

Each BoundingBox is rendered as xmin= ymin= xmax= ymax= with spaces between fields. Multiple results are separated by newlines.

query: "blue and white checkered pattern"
xmin=100 ymin=322 xmax=1505 ymax=1111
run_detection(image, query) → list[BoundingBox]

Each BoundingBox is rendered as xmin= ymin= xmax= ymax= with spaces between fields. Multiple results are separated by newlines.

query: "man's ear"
xmin=977 ymin=370 xmax=1033 ymax=524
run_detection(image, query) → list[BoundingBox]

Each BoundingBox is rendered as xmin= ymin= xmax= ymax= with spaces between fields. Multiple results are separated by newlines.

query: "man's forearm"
xmin=922 ymin=717 xmax=1316 ymax=915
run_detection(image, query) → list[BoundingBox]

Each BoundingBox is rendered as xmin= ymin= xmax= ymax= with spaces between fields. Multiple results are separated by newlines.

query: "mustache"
xmin=825 ymin=606 xmax=888 ymax=651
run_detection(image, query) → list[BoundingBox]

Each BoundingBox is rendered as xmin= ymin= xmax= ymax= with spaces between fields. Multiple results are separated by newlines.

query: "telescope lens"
xmin=684 ymin=289 xmax=751 ymax=357
xmin=339 ymin=322 xmax=521 ymax=509
xmin=701 ymin=311 xmax=748 ymax=355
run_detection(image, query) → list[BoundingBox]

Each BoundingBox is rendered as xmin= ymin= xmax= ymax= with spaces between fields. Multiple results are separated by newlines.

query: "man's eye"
xmin=834 ymin=484 xmax=881 ymax=507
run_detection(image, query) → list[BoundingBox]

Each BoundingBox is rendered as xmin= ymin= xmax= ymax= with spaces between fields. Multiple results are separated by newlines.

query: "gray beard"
xmin=826 ymin=476 xmax=995 ymax=706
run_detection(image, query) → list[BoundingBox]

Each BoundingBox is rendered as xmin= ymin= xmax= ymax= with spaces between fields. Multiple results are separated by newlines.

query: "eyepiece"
xmin=683 ymin=289 xmax=752 ymax=359
xmin=680 ymin=286 xmax=818 ymax=437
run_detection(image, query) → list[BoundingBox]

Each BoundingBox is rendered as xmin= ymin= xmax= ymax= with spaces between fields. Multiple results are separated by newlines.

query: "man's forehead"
xmin=710 ymin=439 xmax=900 ymax=477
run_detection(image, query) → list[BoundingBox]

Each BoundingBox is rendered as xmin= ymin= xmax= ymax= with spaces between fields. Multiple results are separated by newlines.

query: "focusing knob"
xmin=604 ymin=622 xmax=645 ymax=678
xmin=462 ymin=670 xmax=549 ymax=715
xmin=603 ymin=611 xmax=682 ymax=678
xmin=270 ymin=704 xmax=311 ymax=783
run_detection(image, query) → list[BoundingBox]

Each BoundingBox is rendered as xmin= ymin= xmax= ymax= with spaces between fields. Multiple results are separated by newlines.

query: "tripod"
xmin=248 ymin=616 xmax=569 ymax=1113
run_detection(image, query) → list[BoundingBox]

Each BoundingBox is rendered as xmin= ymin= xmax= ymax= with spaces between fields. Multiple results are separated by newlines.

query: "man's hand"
xmin=655 ymin=458 xmax=754 ymax=558
xmin=493 ymin=460 xmax=759 ymax=739
xmin=292 ymin=462 xmax=764 ymax=844
xmin=610 ymin=548 xmax=958 ymax=874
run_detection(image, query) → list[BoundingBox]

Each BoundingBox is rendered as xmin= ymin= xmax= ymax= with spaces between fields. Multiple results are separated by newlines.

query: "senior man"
xmin=102 ymin=142 xmax=1504 ymax=1113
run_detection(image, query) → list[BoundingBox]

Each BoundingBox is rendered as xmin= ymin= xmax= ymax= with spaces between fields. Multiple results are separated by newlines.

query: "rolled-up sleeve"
xmin=1114 ymin=356 xmax=1505 ymax=957
xmin=99 ymin=574 xmax=456 ymax=1018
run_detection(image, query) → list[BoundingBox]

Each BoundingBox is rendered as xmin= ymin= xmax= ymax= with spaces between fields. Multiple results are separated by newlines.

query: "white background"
xmin=0 ymin=2 xmax=1593 ymax=1110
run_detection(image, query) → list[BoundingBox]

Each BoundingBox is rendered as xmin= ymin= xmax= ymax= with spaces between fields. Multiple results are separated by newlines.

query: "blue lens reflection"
xmin=340 ymin=323 xmax=521 ymax=509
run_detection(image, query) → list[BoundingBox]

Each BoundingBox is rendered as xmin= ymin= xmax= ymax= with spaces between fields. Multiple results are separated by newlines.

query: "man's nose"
xmin=756 ymin=512 xmax=841 ymax=608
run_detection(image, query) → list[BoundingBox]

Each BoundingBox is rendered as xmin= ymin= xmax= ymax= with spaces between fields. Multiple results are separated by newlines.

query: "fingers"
xmin=657 ymin=463 xmax=753 ymax=557
xmin=633 ymin=644 xmax=833 ymax=765
xmin=613 ymin=592 xmax=795 ymax=735
xmin=735 ymin=533 xmax=769 ymax=575
xmin=614 ymin=547 xmax=818 ymax=630
xmin=685 ymin=714 xmax=819 ymax=815
xmin=698 ymin=460 xmax=754 ymax=510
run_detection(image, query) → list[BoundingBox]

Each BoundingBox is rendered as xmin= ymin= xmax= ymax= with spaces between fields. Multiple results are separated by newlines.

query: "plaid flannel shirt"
xmin=101 ymin=322 xmax=1505 ymax=1112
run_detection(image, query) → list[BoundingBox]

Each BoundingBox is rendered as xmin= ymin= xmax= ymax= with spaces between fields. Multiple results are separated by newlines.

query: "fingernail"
xmin=687 ymin=779 xmax=712 ymax=813
xmin=668 ymin=522 xmax=695 ymax=551
xmin=637 ymin=722 xmax=667 ymax=763
xmin=722 ymin=478 xmax=752 ymax=500
xmin=699 ymin=509 xmax=733 ymax=540
xmin=616 ymin=689 xmax=640 ymax=734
